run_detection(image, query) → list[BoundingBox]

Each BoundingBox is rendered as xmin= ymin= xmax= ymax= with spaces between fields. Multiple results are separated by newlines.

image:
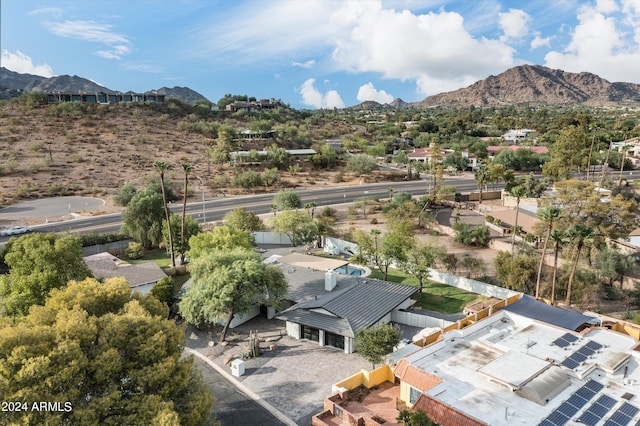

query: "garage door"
xmin=325 ymin=332 xmax=345 ymax=350
xmin=302 ymin=325 xmax=319 ymax=342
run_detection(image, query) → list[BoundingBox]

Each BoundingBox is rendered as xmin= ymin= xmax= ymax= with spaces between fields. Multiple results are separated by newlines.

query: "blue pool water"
xmin=334 ymin=265 xmax=365 ymax=276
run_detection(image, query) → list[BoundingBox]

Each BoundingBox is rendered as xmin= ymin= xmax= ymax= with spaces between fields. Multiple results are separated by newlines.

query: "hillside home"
xmin=408 ymin=147 xmax=478 ymax=171
xmin=503 ymin=128 xmax=535 ymax=143
xmin=226 ymin=99 xmax=280 ymax=112
xmin=45 ymin=91 xmax=165 ymax=104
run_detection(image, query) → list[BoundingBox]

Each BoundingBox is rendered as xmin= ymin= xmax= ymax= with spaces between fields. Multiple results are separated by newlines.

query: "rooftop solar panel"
xmin=585 ymin=380 xmax=604 ymax=393
xmin=552 ymin=333 xmax=579 ymax=348
xmin=567 ymin=394 xmax=589 ymax=409
xmin=562 ymin=358 xmax=580 ymax=370
xmin=598 ymin=395 xmax=617 ymax=409
xmin=558 ymin=402 xmax=580 ymax=417
xmin=579 ymin=394 xmax=617 ymax=426
xmin=620 ymin=403 xmax=639 ymax=417
xmin=585 ymin=340 xmax=603 ymax=351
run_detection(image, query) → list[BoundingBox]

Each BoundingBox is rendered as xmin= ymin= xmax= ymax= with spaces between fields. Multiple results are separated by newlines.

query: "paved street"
xmin=193 ymin=356 xmax=286 ymax=426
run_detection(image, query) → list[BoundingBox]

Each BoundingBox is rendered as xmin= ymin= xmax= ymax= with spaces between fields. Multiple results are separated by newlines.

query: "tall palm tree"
xmin=535 ymin=206 xmax=562 ymax=299
xmin=153 ymin=160 xmax=175 ymax=267
xmin=474 ymin=163 xmax=489 ymax=204
xmin=549 ymin=229 xmax=569 ymax=305
xmin=566 ymin=224 xmax=594 ymax=305
xmin=180 ymin=163 xmax=193 ymax=265
xmin=510 ymin=185 xmax=526 ymax=256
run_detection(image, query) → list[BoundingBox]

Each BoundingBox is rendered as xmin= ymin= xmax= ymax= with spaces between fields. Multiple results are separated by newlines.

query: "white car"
xmin=0 ymin=226 xmax=32 ymax=236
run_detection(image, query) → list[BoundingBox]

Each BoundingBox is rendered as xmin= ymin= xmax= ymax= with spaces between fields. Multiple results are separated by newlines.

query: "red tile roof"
xmin=413 ymin=394 xmax=488 ymax=426
xmin=395 ymin=359 xmax=443 ymax=391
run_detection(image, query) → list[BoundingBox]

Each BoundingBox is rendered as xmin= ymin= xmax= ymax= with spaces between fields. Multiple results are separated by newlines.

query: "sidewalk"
xmin=185 ymin=316 xmax=370 ymax=425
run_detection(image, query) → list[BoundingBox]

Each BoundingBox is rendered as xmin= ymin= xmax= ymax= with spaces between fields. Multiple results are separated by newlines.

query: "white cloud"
xmin=291 ymin=59 xmax=316 ymax=69
xmin=544 ymin=2 xmax=640 ymax=83
xmin=299 ymin=78 xmax=345 ymax=109
xmin=47 ymin=20 xmax=132 ymax=60
xmin=357 ymin=82 xmax=394 ymax=103
xmin=27 ymin=6 xmax=63 ymax=18
xmin=330 ymin=4 xmax=516 ymax=95
xmin=1 ymin=50 xmax=54 ymax=77
xmin=499 ymin=9 xmax=531 ymax=42
xmin=121 ymin=62 xmax=164 ymax=73
xmin=531 ymin=32 xmax=552 ymax=49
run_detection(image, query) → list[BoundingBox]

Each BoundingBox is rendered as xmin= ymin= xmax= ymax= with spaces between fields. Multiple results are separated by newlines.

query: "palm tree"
xmin=474 ymin=163 xmax=489 ymax=204
xmin=549 ymin=229 xmax=569 ymax=305
xmin=153 ymin=160 xmax=175 ymax=267
xmin=180 ymin=163 xmax=193 ymax=265
xmin=566 ymin=224 xmax=595 ymax=305
xmin=535 ymin=207 xmax=562 ymax=299
xmin=510 ymin=185 xmax=526 ymax=256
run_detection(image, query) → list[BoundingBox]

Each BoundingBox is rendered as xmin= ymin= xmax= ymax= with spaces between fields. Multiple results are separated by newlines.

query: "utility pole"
xmin=196 ymin=176 xmax=206 ymax=224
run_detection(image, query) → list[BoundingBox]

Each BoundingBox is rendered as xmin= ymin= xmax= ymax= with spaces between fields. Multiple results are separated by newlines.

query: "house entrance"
xmin=325 ymin=332 xmax=345 ymax=350
xmin=302 ymin=325 xmax=319 ymax=342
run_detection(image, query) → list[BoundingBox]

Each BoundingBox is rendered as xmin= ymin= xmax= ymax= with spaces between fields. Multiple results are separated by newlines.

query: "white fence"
xmin=252 ymin=231 xmax=293 ymax=245
xmin=392 ymin=310 xmax=453 ymax=329
xmin=323 ymin=236 xmax=358 ymax=256
xmin=428 ymin=268 xmax=519 ymax=299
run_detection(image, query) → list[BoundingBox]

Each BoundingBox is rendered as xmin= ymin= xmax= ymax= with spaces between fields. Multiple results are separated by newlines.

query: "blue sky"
xmin=2 ymin=0 xmax=640 ymax=109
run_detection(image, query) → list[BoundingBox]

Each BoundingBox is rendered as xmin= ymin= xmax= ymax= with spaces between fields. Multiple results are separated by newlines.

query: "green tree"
xmin=266 ymin=144 xmax=291 ymax=170
xmin=273 ymin=189 xmax=302 ymax=211
xmin=188 ymin=225 xmax=253 ymax=259
xmin=261 ymin=167 xmax=280 ymax=187
xmin=595 ymin=246 xmax=637 ymax=290
xmin=346 ymin=154 xmax=378 ymax=180
xmin=231 ymin=170 xmax=263 ymax=190
xmin=535 ymin=207 xmax=562 ymax=298
xmin=0 ymin=277 xmax=215 ymax=425
xmin=150 ymin=276 xmax=175 ymax=307
xmin=566 ymin=224 xmax=595 ymax=305
xmin=122 ymin=189 xmax=165 ymax=249
xmin=452 ymin=223 xmax=490 ymax=247
xmin=180 ymin=163 xmax=193 ymax=265
xmin=163 ymin=214 xmax=202 ymax=262
xmin=543 ymin=125 xmax=589 ymax=179
xmin=223 ymin=207 xmax=264 ymax=233
xmin=352 ymin=222 xmax=414 ymax=280
xmin=494 ymin=251 xmax=537 ymax=294
xmin=443 ymin=151 xmax=469 ymax=171
xmin=460 ymin=254 xmax=485 ymax=279
xmin=401 ymin=242 xmax=444 ymax=293
xmin=154 ymin=160 xmax=176 ymax=268
xmin=0 ymin=233 xmax=92 ymax=316
xmin=179 ymin=248 xmax=288 ymax=342
xmin=269 ymin=210 xmax=318 ymax=246
xmin=474 ymin=163 xmax=489 ymax=203
xmin=114 ymin=182 xmax=138 ymax=206
xmin=354 ymin=323 xmax=402 ymax=369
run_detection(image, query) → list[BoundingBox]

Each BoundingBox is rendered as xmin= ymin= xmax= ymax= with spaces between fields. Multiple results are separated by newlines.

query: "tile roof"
xmin=413 ymin=394 xmax=488 ymax=426
xmin=394 ymin=359 xmax=442 ymax=391
xmin=84 ymin=252 xmax=166 ymax=289
xmin=502 ymin=295 xmax=598 ymax=330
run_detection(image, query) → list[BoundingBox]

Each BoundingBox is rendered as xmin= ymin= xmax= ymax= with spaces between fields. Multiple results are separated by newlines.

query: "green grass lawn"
xmin=368 ymin=268 xmax=478 ymax=314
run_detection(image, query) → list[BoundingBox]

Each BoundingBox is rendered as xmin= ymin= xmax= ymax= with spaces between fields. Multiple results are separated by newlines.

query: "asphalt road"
xmin=2 ymin=169 xmax=639 ymax=243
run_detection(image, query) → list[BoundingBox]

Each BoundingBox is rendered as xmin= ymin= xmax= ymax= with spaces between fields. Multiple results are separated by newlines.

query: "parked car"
xmin=0 ymin=226 xmax=32 ymax=236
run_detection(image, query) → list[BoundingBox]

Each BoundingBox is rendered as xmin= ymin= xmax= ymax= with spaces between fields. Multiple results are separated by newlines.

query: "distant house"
xmin=84 ymin=252 xmax=167 ymax=295
xmin=408 ymin=147 xmax=477 ymax=171
xmin=502 ymin=129 xmax=535 ymax=143
xmin=226 ymin=99 xmax=280 ymax=112
xmin=45 ymin=91 xmax=165 ymax=104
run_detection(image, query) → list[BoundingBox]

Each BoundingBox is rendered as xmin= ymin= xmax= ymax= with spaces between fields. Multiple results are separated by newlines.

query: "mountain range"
xmin=350 ymin=65 xmax=640 ymax=109
xmin=0 ymin=67 xmax=209 ymax=104
xmin=3 ymin=64 xmax=640 ymax=108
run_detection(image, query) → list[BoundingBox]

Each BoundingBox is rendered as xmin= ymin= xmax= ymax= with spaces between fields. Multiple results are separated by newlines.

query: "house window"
xmin=302 ymin=325 xmax=319 ymax=342
xmin=409 ymin=386 xmax=421 ymax=404
xmin=324 ymin=332 xmax=345 ymax=350
xmin=333 ymin=404 xmax=343 ymax=419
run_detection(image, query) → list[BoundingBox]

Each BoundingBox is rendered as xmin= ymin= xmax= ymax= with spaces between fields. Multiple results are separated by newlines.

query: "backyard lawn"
xmin=368 ymin=268 xmax=478 ymax=314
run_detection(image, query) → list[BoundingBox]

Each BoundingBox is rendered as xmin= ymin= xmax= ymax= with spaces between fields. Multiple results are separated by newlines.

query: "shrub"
xmin=114 ymin=182 xmax=138 ymax=206
xmin=370 ymin=218 xmax=378 ymax=224
xmin=79 ymin=232 xmax=130 ymax=247
xmin=453 ymin=223 xmax=490 ymax=247
xmin=126 ymin=242 xmax=144 ymax=259
xmin=150 ymin=276 xmax=175 ymax=306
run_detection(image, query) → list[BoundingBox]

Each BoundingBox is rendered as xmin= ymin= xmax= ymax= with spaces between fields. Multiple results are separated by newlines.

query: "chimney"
xmin=325 ymin=269 xmax=337 ymax=291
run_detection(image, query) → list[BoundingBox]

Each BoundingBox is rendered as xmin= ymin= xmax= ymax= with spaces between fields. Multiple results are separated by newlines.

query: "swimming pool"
xmin=334 ymin=265 xmax=366 ymax=276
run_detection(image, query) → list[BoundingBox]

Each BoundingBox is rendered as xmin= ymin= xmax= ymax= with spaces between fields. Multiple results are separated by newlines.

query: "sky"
xmin=2 ymin=0 xmax=640 ymax=109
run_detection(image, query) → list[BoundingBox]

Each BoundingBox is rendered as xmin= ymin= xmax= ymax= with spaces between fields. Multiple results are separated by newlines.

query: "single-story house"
xmin=84 ymin=252 xmax=167 ymax=295
xmin=277 ymin=278 xmax=418 ymax=353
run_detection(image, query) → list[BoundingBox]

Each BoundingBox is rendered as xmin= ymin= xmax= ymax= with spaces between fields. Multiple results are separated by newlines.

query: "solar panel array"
xmin=560 ymin=340 xmax=604 ymax=370
xmin=553 ymin=333 xmax=580 ymax=348
xmin=578 ymin=394 xmax=617 ymax=426
xmin=539 ymin=380 xmax=604 ymax=426
xmin=604 ymin=402 xmax=639 ymax=426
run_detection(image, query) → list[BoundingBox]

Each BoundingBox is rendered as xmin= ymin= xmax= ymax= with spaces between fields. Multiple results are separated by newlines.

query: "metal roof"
xmin=277 ymin=278 xmax=418 ymax=337
xmin=502 ymin=295 xmax=598 ymax=331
